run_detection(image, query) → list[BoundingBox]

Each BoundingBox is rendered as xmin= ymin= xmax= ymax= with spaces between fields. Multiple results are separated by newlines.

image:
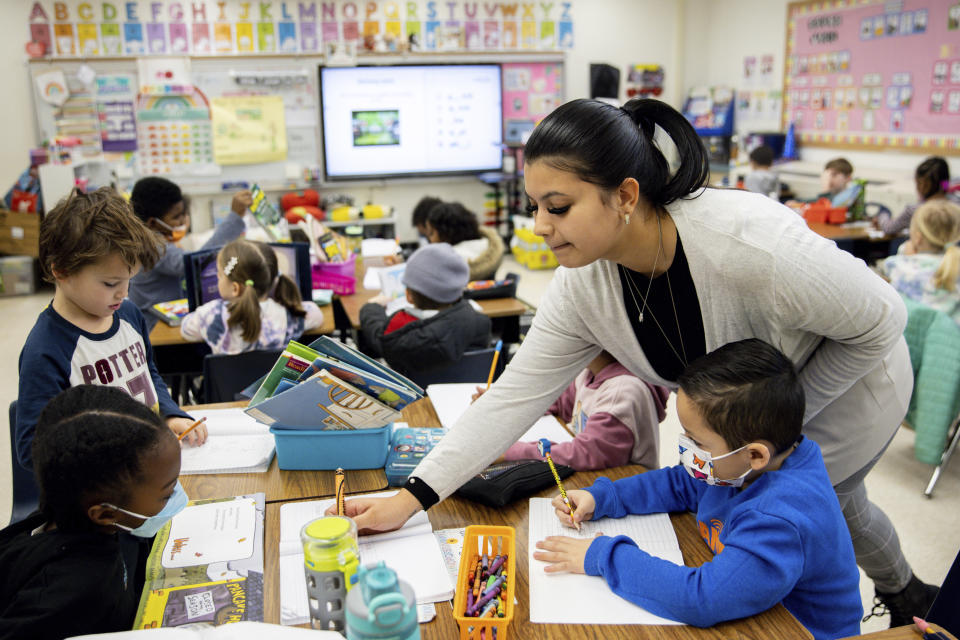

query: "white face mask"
xmin=678 ymin=434 xmax=752 ymax=488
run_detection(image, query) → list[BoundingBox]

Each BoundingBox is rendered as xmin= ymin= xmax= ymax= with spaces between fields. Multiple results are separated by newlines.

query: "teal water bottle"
xmin=346 ymin=562 xmax=419 ymax=640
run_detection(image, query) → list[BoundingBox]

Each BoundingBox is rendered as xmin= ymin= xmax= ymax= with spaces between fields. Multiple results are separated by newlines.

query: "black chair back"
xmin=407 ymin=347 xmax=505 ymax=388
xmin=202 ymin=349 xmax=284 ymax=404
xmin=8 ymin=401 xmax=40 ymax=525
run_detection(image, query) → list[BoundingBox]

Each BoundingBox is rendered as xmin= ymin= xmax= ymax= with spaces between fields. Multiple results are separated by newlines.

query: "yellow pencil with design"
xmin=538 ymin=438 xmax=581 ymax=531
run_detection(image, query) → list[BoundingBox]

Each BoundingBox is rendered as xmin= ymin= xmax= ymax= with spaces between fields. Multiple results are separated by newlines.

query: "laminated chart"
xmin=211 ymin=95 xmax=287 ymax=165
xmin=136 ymin=86 xmax=217 ymax=176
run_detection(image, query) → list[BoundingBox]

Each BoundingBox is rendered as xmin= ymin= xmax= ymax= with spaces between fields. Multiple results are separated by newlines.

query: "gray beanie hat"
xmin=402 ymin=243 xmax=469 ymax=303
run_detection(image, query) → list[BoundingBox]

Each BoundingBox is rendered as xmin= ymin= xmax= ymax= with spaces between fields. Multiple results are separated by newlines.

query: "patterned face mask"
xmin=678 ymin=434 xmax=752 ymax=488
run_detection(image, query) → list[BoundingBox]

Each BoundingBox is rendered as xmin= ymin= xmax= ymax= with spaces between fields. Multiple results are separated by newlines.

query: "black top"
xmin=617 ymin=236 xmax=706 ymax=383
xmin=0 ymin=513 xmax=150 ymax=640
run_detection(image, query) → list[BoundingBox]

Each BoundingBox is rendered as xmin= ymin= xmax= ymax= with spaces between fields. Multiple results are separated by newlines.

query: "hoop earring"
xmin=624 ymin=213 xmax=631 ymax=225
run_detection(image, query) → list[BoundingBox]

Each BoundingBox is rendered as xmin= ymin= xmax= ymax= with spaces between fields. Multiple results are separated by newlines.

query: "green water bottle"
xmin=301 ymin=515 xmax=360 ymax=632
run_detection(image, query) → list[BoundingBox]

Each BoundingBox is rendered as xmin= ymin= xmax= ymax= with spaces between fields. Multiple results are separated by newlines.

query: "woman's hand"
xmin=167 ymin=416 xmax=208 ymax=446
xmin=533 ymin=533 xmax=603 ymax=574
xmin=470 ymin=385 xmax=486 ymax=403
xmin=552 ymin=489 xmax=595 ymax=528
xmin=324 ymin=489 xmax=422 ymax=535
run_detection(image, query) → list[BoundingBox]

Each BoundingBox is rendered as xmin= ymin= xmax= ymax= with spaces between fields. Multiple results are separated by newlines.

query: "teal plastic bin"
xmin=270 ymin=424 xmax=391 ymax=470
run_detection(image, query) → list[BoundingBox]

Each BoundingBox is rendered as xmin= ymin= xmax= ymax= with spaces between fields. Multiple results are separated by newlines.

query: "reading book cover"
xmin=134 ymin=493 xmax=265 ymax=629
xmin=295 ymin=354 xmax=419 ymax=410
xmin=250 ymin=184 xmax=290 ymax=242
xmin=150 ymin=298 xmax=189 ymax=326
xmin=248 ymin=342 xmax=318 ymax=406
xmin=305 ymin=336 xmax=423 ymax=396
xmin=246 ymin=369 xmax=401 ymax=429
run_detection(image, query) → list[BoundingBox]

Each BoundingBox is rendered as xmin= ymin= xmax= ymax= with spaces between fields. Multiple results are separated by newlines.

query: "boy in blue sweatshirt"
xmin=534 ymin=339 xmax=862 ymax=639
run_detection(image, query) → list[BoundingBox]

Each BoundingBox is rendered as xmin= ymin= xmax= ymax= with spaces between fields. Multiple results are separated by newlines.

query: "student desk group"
xmin=180 ymin=399 xmax=812 ymax=640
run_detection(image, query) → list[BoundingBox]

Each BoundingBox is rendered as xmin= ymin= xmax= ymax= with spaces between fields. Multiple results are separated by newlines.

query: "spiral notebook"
xmin=179 ymin=408 xmax=275 ymax=475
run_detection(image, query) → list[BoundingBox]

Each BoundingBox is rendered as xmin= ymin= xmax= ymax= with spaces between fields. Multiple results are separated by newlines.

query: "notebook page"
xmin=279 ymin=493 xmax=452 ymax=626
xmin=528 ymin=498 xmax=684 ymax=625
xmin=179 ymin=434 xmax=275 ymax=475
xmin=190 ymin=408 xmax=272 ymax=436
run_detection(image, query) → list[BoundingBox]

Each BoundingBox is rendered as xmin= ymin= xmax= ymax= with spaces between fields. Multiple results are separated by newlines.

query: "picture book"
xmin=133 ymin=494 xmax=265 ymax=630
xmin=150 ymin=298 xmax=189 ymax=326
xmin=278 ymin=491 xmax=453 ymax=626
xmin=295 ymin=352 xmax=420 ymax=410
xmin=305 ymin=335 xmax=423 ymax=396
xmin=178 ymin=408 xmax=275 ymax=475
xmin=68 ymin=621 xmax=344 ymax=639
xmin=249 ymin=184 xmax=290 ymax=242
xmin=246 ymin=369 xmax=401 ymax=429
xmin=247 ymin=341 xmax=319 ymax=406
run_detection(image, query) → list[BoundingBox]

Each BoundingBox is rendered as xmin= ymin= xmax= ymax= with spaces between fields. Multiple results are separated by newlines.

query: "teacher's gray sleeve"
xmin=773 ymin=224 xmax=907 ymax=423
xmin=411 ymin=269 xmax=601 ymax=501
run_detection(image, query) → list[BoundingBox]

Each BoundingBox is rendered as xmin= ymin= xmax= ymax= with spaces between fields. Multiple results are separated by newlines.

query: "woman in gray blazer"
xmin=338 ymin=98 xmax=934 ymax=624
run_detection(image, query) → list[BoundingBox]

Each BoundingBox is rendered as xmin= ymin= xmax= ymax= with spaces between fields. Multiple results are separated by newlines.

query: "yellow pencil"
xmin=485 ymin=340 xmax=503 ymax=391
xmin=335 ymin=468 xmax=346 ymax=516
xmin=177 ymin=416 xmax=207 ymax=442
xmin=538 ymin=438 xmax=580 ymax=531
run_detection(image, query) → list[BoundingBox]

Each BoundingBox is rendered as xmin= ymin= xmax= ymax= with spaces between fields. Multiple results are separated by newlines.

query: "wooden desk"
xmin=178 ymin=398 xmax=439 ymax=503
xmin=149 ymin=303 xmax=336 ymax=347
xmin=337 ymin=288 xmax=528 ymax=330
xmin=807 ymin=222 xmax=890 ymax=242
xmin=841 ymin=626 xmax=957 ymax=640
xmin=806 ymin=222 xmax=899 ymax=263
xmin=263 ymin=465 xmax=811 ymax=639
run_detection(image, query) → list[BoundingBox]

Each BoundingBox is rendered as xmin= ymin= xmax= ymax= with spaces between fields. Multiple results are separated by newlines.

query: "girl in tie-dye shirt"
xmin=881 ymin=200 xmax=960 ymax=325
xmin=180 ymin=239 xmax=324 ymax=354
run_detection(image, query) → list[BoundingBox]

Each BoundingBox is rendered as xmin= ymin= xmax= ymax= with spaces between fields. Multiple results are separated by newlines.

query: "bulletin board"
xmin=29 ymin=56 xmax=324 ymax=188
xmin=501 ymin=61 xmax=564 ymax=144
xmin=782 ymin=0 xmax=960 ymax=154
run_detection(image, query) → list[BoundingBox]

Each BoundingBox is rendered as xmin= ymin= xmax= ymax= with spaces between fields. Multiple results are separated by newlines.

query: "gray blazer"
xmin=415 ymin=188 xmax=912 ymax=500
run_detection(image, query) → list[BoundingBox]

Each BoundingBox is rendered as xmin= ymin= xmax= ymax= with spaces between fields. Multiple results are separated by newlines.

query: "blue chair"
xmin=202 ymin=349 xmax=284 ymax=404
xmin=407 ymin=347 xmax=506 ymax=388
xmin=8 ymin=401 xmax=40 ymax=525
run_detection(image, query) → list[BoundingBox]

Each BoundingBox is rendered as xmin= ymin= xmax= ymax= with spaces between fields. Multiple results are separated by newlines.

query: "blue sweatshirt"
xmin=583 ymin=437 xmax=861 ymax=639
xmin=129 ymin=213 xmax=246 ymax=329
xmin=16 ymin=300 xmax=189 ymax=469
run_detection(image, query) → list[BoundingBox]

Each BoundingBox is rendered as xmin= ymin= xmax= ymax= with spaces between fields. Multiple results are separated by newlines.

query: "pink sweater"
xmin=503 ymin=362 xmax=668 ymax=470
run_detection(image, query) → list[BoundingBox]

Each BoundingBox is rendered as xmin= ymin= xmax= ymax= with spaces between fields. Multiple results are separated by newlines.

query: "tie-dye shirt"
xmin=180 ymin=297 xmax=324 ymax=354
xmin=881 ymin=251 xmax=960 ymax=325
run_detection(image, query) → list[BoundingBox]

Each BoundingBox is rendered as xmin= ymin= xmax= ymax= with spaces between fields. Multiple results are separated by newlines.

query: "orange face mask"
xmin=154 ymin=217 xmax=188 ymax=242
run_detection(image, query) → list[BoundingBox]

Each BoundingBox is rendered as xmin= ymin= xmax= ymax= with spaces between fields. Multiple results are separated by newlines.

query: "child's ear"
xmin=746 ymin=442 xmax=772 ymax=470
xmin=405 ymin=289 xmax=414 ymax=303
xmin=87 ymin=503 xmax=121 ymax=528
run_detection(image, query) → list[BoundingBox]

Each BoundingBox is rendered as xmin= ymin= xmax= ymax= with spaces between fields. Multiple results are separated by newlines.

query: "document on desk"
xmin=278 ymin=491 xmax=454 ymax=626
xmin=528 ymin=498 xmax=685 ymax=625
xmin=179 ymin=407 xmax=275 ymax=474
xmin=426 ymin=383 xmax=575 ymax=443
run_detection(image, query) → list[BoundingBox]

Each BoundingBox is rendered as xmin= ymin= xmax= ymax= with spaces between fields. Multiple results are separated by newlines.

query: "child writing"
xmin=742 ymin=145 xmax=778 ymax=197
xmin=881 ymin=200 xmax=960 ymax=324
xmin=128 ymin=176 xmax=251 ymax=329
xmin=0 ymin=385 xmax=186 ymax=639
xmin=534 ymin=339 xmax=862 ymax=639
xmin=179 ymin=239 xmax=325 ymax=354
xmin=359 ymin=242 xmax=491 ymax=379
xmin=877 ymin=156 xmax=959 ymax=236
xmin=16 ymin=188 xmax=205 ymax=474
xmin=475 ymin=350 xmax=669 ymax=470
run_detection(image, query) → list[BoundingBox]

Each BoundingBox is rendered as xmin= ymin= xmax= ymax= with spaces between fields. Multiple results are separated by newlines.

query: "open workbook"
xmin=527 ymin=497 xmax=685 ymax=626
xmin=426 ymin=382 xmax=575 ymax=444
xmin=179 ymin=408 xmax=275 ymax=475
xmin=278 ymin=491 xmax=453 ymax=626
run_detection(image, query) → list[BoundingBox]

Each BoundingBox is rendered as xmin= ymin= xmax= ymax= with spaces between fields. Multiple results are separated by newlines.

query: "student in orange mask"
xmin=128 ymin=176 xmax=251 ymax=329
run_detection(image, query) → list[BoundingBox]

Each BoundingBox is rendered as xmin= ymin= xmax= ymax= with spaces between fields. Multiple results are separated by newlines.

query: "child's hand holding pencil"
xmin=552 ymin=489 xmax=595 ymax=529
xmin=168 ymin=416 xmax=208 ymax=446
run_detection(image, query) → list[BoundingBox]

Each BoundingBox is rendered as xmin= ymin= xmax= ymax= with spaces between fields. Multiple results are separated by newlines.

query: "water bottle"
xmin=301 ymin=516 xmax=360 ymax=632
xmin=346 ymin=562 xmax=419 ymax=640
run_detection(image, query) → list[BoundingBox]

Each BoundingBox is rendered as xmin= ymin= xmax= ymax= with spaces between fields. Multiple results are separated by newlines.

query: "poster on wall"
xmin=784 ymin=0 xmax=960 ymax=153
xmin=25 ymin=1 xmax=575 ymax=58
xmin=210 ymin=95 xmax=288 ymax=165
xmin=502 ymin=62 xmax=563 ymax=144
xmin=136 ymin=88 xmax=217 ymax=176
xmin=96 ymin=74 xmax=137 ymax=152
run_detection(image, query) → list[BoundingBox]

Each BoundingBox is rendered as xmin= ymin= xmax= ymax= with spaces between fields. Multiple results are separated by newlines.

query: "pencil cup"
xmin=301 ymin=516 xmax=361 ymax=632
xmin=454 ymin=525 xmax=516 ymax=640
xmin=345 ymin=562 xmax=419 ymax=640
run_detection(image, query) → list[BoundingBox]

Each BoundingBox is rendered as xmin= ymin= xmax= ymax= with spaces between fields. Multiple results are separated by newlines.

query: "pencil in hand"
xmin=485 ymin=340 xmax=503 ymax=391
xmin=177 ymin=416 xmax=207 ymax=443
xmin=335 ymin=468 xmax=346 ymax=517
xmin=538 ymin=438 xmax=581 ymax=531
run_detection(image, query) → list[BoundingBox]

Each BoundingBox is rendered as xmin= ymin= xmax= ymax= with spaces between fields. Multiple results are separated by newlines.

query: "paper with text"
xmin=179 ymin=408 xmax=274 ymax=474
xmin=528 ymin=498 xmax=684 ymax=625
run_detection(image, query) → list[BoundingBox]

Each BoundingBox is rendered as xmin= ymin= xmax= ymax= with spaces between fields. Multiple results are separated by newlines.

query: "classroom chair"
xmin=7 ymin=401 xmax=39 ymax=526
xmin=900 ymin=296 xmax=960 ymax=497
xmin=201 ymin=349 xmax=284 ymax=404
xmin=406 ymin=347 xmax=506 ymax=388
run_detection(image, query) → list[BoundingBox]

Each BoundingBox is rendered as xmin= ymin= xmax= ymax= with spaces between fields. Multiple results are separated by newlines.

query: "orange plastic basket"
xmin=453 ymin=525 xmax=516 ymax=640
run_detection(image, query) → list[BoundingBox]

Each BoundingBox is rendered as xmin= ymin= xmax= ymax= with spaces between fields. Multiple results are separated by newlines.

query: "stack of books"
xmin=245 ymin=336 xmax=423 ymax=430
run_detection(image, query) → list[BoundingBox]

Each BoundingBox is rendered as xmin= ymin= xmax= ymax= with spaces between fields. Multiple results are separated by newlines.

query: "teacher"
xmin=339 ymin=98 xmax=935 ymax=622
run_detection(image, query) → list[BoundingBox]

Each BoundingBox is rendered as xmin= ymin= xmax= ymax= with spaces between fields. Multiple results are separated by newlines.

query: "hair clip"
xmin=223 ymin=255 xmax=239 ymax=276
xmin=245 ymin=279 xmax=254 ymax=287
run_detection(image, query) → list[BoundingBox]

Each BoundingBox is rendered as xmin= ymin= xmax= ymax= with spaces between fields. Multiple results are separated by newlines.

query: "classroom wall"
xmin=683 ymin=0 xmax=960 ymax=178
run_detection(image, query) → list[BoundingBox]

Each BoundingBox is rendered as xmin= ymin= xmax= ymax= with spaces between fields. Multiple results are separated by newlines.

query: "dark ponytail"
xmin=253 ymin=241 xmax=306 ymax=318
xmin=524 ymin=98 xmax=709 ymax=208
xmin=916 ymin=156 xmax=950 ymax=200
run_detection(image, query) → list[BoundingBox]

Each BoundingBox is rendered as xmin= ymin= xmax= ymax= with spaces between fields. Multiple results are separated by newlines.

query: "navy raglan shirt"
xmin=16 ymin=299 xmax=189 ymax=468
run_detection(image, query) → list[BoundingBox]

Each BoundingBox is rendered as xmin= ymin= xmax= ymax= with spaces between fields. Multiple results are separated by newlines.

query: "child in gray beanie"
xmin=359 ymin=243 xmax=492 ymax=380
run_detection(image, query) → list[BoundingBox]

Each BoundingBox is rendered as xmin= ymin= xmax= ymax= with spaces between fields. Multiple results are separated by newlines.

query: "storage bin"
xmin=270 ymin=423 xmax=391 ymax=470
xmin=453 ymin=525 xmax=516 ymax=640
xmin=312 ymin=253 xmax=357 ymax=294
xmin=0 ymin=256 xmax=37 ymax=296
